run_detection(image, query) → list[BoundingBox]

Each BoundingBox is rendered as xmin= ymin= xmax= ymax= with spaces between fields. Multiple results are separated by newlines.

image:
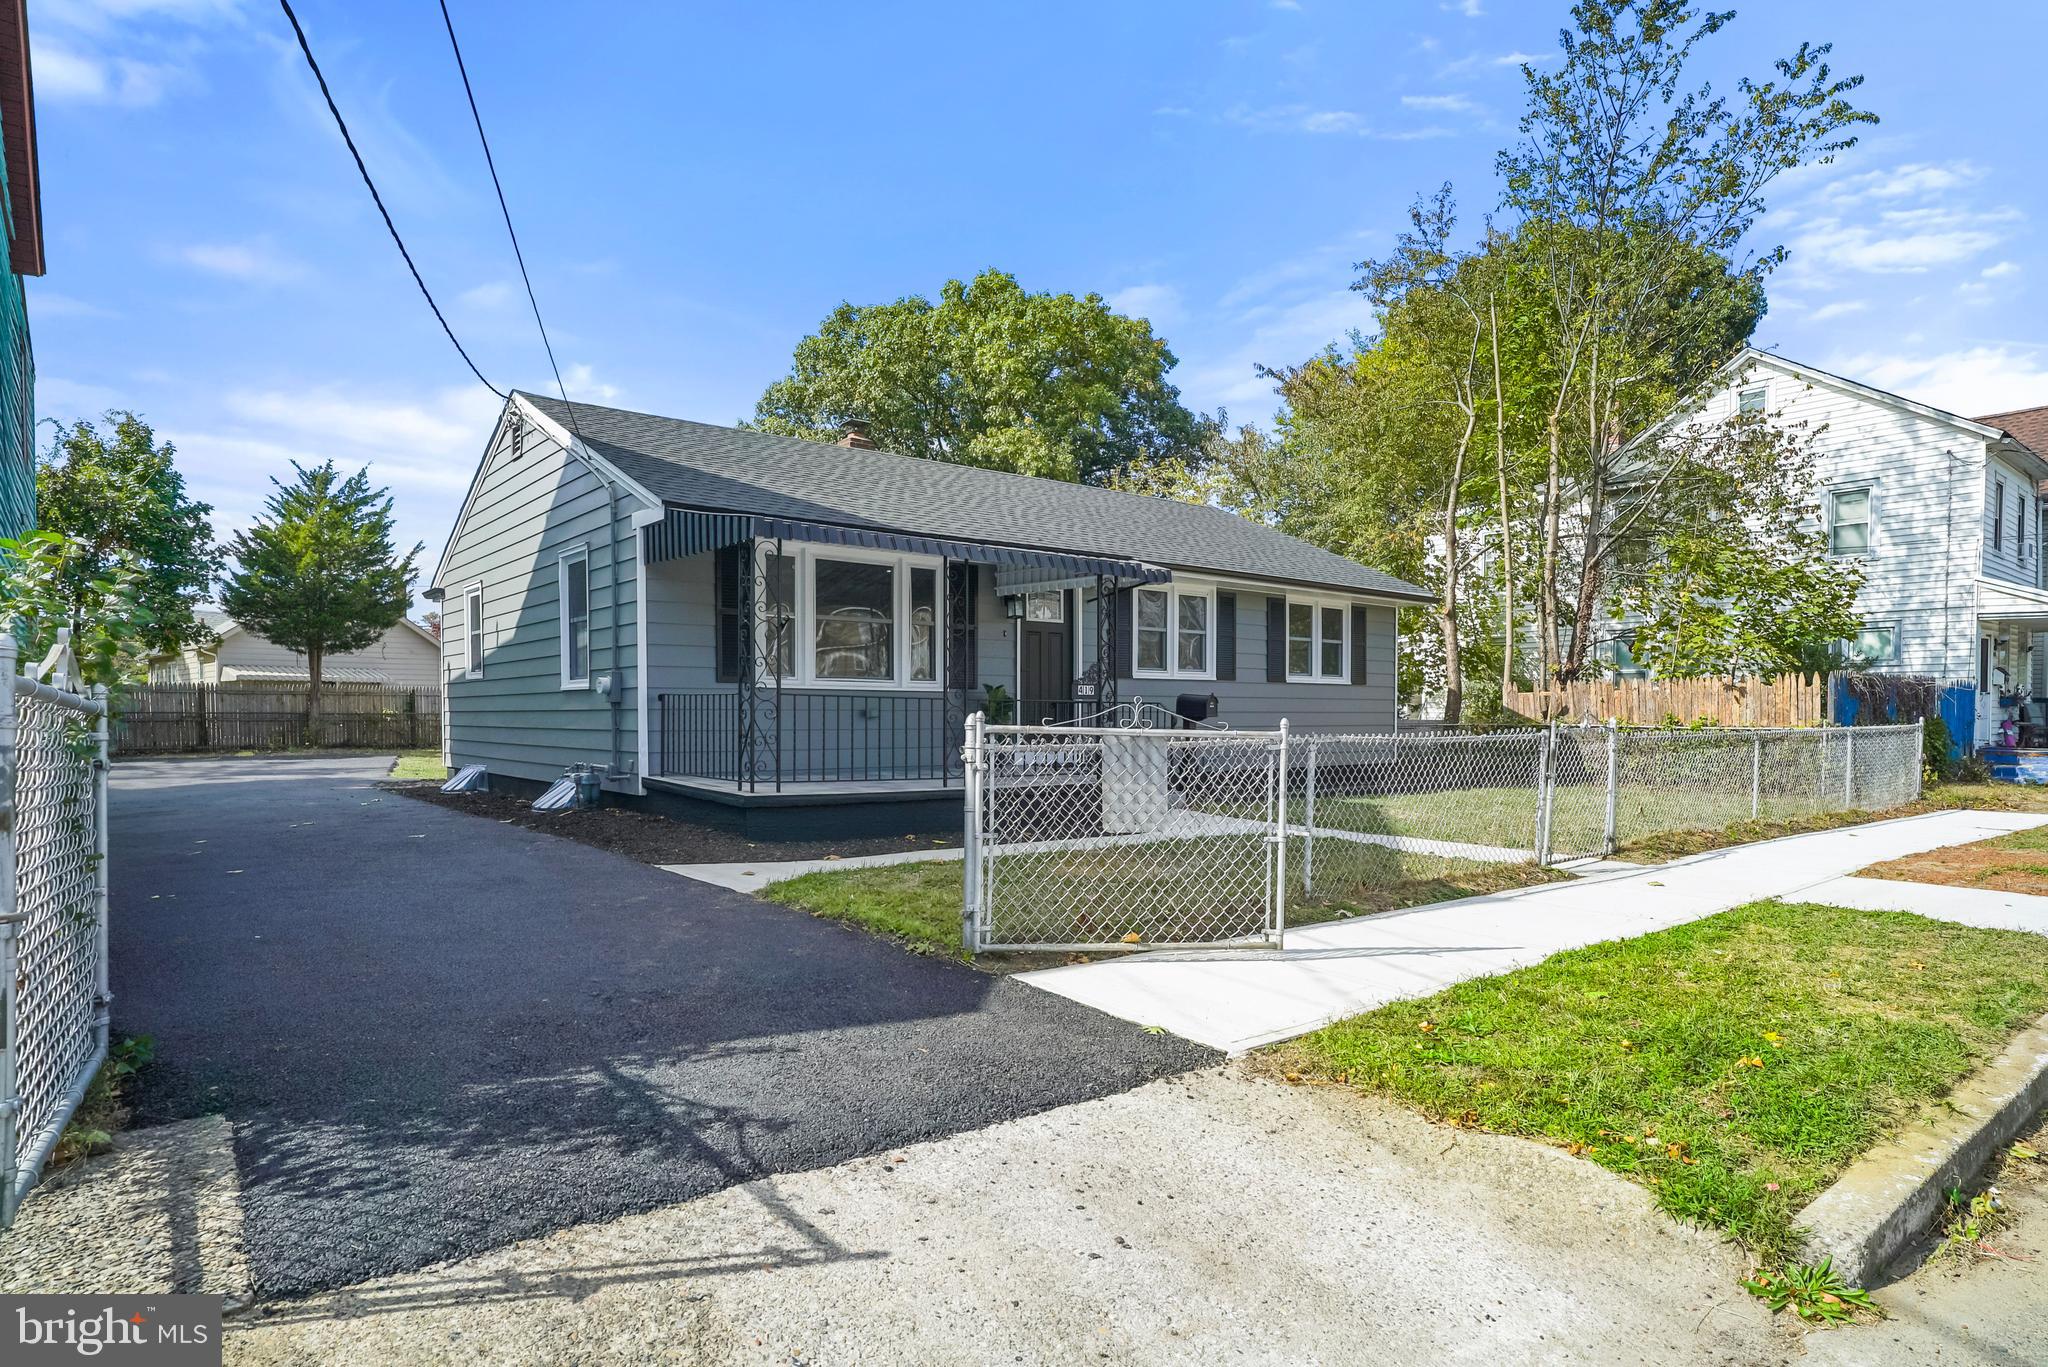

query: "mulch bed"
xmin=387 ymin=782 xmax=961 ymax=866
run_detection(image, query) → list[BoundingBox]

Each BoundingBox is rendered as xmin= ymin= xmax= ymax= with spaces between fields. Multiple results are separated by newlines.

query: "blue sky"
xmin=25 ymin=0 xmax=2048 ymax=592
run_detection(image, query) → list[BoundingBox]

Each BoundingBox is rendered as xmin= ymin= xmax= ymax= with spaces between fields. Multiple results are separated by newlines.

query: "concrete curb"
xmin=1795 ymin=1009 xmax=2048 ymax=1287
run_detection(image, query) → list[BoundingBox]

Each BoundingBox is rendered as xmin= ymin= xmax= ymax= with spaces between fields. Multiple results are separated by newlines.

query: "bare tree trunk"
xmin=306 ymin=645 xmax=324 ymax=747
xmin=1539 ymin=404 xmax=1565 ymax=694
xmin=1490 ymin=299 xmax=1514 ymax=702
xmin=1440 ymin=404 xmax=1476 ymax=724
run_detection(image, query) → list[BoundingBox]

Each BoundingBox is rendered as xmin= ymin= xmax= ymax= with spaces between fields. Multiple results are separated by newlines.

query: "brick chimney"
xmin=836 ymin=418 xmax=877 ymax=449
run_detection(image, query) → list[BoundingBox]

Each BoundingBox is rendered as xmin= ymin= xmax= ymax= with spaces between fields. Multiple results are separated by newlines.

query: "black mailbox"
xmin=1175 ymin=692 xmax=1219 ymax=726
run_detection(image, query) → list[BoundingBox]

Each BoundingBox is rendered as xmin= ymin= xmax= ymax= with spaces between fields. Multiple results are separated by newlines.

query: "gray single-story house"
xmin=428 ymin=392 xmax=1428 ymax=835
xmin=150 ymin=610 xmax=443 ymax=689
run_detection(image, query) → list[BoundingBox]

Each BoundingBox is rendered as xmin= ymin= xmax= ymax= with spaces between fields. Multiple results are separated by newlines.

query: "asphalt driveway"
xmin=110 ymin=755 xmax=1213 ymax=1297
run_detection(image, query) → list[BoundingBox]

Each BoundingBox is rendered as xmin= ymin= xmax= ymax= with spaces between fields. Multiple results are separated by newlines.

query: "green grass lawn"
xmin=762 ymin=841 xmax=1560 ymax=959
xmin=1613 ymin=781 xmax=2048 ymax=862
xmin=1265 ymin=900 xmax=2048 ymax=1264
xmin=389 ymin=749 xmax=447 ymax=781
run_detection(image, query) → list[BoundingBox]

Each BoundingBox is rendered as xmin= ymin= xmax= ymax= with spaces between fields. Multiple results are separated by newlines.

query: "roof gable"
xmin=513 ymin=392 xmax=1428 ymax=600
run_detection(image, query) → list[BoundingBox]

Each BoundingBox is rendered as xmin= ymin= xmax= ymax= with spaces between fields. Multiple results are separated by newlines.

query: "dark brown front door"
xmin=1019 ymin=592 xmax=1071 ymax=722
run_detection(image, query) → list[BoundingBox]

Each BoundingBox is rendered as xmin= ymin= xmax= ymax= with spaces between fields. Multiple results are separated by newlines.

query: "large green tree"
xmin=1500 ymin=0 xmax=1874 ymax=679
xmin=36 ymin=412 xmax=220 ymax=657
xmin=220 ymin=462 xmax=419 ymax=735
xmin=750 ymin=269 xmax=1212 ymax=485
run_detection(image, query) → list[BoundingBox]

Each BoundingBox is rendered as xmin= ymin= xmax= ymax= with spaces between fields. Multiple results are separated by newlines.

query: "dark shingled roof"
xmin=519 ymin=393 xmax=1429 ymax=601
xmin=1980 ymin=404 xmax=2048 ymax=462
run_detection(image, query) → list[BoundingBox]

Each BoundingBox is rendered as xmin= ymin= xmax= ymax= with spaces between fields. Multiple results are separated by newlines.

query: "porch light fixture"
xmin=1004 ymin=594 xmax=1025 ymax=619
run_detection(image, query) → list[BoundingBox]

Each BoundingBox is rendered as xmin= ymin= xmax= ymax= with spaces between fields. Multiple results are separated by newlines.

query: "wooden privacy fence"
xmin=1504 ymin=675 xmax=1827 ymax=727
xmin=109 ymin=684 xmax=441 ymax=755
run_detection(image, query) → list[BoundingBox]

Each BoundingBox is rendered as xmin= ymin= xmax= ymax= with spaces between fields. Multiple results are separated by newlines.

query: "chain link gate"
xmin=1 ymin=636 xmax=112 ymax=1230
xmin=963 ymin=712 xmax=1288 ymax=952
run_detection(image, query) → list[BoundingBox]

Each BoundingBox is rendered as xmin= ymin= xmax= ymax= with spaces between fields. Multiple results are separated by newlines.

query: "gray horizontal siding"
xmin=440 ymin=411 xmax=645 ymax=786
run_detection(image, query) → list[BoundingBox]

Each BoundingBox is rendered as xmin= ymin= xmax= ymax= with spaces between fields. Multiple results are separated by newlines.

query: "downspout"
xmin=605 ymin=474 xmax=623 ymax=781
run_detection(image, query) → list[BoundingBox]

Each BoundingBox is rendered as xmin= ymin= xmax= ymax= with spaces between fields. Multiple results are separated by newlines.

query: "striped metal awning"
xmin=642 ymin=506 xmax=1169 ymax=585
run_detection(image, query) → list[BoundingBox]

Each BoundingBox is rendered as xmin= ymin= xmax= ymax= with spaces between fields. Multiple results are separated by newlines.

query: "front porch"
xmin=637 ymin=506 xmax=1159 ymax=814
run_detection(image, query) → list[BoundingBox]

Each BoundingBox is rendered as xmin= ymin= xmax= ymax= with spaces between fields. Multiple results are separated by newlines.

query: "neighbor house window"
xmin=1845 ymin=623 xmax=1898 ymax=665
xmin=755 ymin=544 xmax=943 ymax=689
xmin=1828 ymin=486 xmax=1871 ymax=555
xmin=1133 ymin=584 xmax=1214 ymax=678
xmin=1995 ymin=478 xmax=2006 ymax=552
xmin=1737 ymin=385 xmax=1767 ymax=415
xmin=1285 ymin=596 xmax=1349 ymax=682
xmin=463 ymin=584 xmax=484 ymax=680
xmin=558 ymin=548 xmax=590 ymax=688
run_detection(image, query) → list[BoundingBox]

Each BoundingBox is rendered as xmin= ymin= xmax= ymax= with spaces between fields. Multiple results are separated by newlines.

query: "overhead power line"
xmin=276 ymin=0 xmax=504 ymax=398
xmin=437 ymin=0 xmax=584 ymax=443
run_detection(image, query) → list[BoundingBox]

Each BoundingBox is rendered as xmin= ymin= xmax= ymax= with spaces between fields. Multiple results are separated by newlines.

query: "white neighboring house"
xmin=1609 ymin=348 xmax=2048 ymax=748
xmin=149 ymin=610 xmax=444 ymax=690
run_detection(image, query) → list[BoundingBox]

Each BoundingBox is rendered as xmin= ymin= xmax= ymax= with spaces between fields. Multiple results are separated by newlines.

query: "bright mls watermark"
xmin=4 ymin=1297 xmax=221 ymax=1364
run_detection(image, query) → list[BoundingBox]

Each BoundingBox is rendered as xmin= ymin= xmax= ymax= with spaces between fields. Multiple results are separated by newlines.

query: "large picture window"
xmin=1285 ymin=595 xmax=1350 ymax=682
xmin=756 ymin=544 xmax=944 ymax=689
xmin=1133 ymin=583 xmax=1214 ymax=679
xmin=558 ymin=549 xmax=591 ymax=688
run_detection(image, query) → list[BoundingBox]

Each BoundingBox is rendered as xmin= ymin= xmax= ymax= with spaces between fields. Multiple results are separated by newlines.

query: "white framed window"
xmin=1828 ymin=485 xmax=1872 ymax=556
xmin=1995 ymin=478 xmax=2007 ymax=553
xmin=1285 ymin=595 xmax=1350 ymax=682
xmin=462 ymin=584 xmax=484 ymax=680
xmin=558 ymin=548 xmax=591 ymax=688
xmin=1737 ymin=385 xmax=1767 ymax=415
xmin=1845 ymin=622 xmax=1898 ymax=665
xmin=755 ymin=542 xmax=945 ymax=690
xmin=1133 ymin=583 xmax=1214 ymax=679
xmin=1024 ymin=591 xmax=1064 ymax=623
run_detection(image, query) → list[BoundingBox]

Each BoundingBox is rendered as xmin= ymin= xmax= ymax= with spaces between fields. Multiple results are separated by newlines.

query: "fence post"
xmin=1302 ymin=734 xmax=1317 ymax=896
xmin=90 ymin=685 xmax=111 ymax=1075
xmin=0 ymin=634 xmax=18 ymax=1228
xmin=1602 ymin=718 xmax=1619 ymax=856
xmin=1751 ymin=732 xmax=1762 ymax=820
xmin=1273 ymin=719 xmax=1289 ymax=941
xmin=960 ymin=711 xmax=984 ymax=956
xmin=1915 ymin=717 xmax=1926 ymax=800
xmin=1535 ymin=725 xmax=1555 ymax=866
xmin=1844 ymin=726 xmax=1855 ymax=808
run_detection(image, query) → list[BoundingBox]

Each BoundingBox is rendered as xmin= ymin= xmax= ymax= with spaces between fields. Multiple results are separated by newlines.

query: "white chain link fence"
xmin=965 ymin=714 xmax=1925 ymax=953
xmin=1 ymin=636 xmax=112 ymax=1229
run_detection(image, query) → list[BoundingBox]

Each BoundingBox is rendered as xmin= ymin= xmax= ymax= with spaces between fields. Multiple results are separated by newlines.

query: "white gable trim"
xmin=429 ymin=394 xmax=662 ymax=591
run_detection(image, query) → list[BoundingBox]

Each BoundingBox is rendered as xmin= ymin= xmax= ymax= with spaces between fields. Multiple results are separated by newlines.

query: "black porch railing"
xmin=655 ymin=690 xmax=963 ymax=789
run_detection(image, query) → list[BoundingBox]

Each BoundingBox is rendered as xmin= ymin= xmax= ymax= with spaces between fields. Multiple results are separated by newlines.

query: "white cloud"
xmin=1793 ymin=213 xmax=2011 ymax=275
xmin=1269 ymin=0 xmax=1302 ymax=9
xmin=26 ymin=289 xmax=117 ymax=319
xmin=561 ymin=364 xmax=621 ymax=404
xmin=1983 ymin=261 xmax=2021 ymax=280
xmin=1828 ymin=161 xmax=1983 ymax=203
xmin=36 ymin=376 xmax=127 ymax=418
xmin=459 ymin=281 xmax=515 ymax=311
xmin=1492 ymin=50 xmax=1545 ymax=66
xmin=1808 ymin=300 xmax=1868 ymax=322
xmin=1400 ymin=93 xmax=1480 ymax=114
xmin=1105 ymin=284 xmax=1181 ymax=327
xmin=1300 ymin=110 xmax=1364 ymax=134
xmin=30 ymin=42 xmax=183 ymax=106
xmin=220 ymin=385 xmax=501 ymax=465
xmin=172 ymin=240 xmax=307 ymax=284
xmin=1442 ymin=0 xmax=1484 ymax=15
xmin=1831 ymin=346 xmax=2048 ymax=419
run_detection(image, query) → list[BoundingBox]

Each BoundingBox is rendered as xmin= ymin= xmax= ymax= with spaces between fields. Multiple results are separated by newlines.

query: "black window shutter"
xmin=1352 ymin=605 xmax=1370 ymax=686
xmin=1265 ymin=596 xmax=1286 ymax=682
xmin=1216 ymin=592 xmax=1237 ymax=681
xmin=1112 ymin=588 xmax=1133 ymax=680
xmin=714 ymin=545 xmax=740 ymax=682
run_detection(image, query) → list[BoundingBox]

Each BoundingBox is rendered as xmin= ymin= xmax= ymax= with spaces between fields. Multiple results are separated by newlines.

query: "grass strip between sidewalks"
xmin=1263 ymin=899 xmax=2048 ymax=1265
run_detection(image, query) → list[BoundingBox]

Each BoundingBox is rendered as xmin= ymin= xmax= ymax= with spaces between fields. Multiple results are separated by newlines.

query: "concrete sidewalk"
xmin=1801 ymin=874 xmax=2048 ymax=936
xmin=1020 ymin=809 xmax=2048 ymax=1054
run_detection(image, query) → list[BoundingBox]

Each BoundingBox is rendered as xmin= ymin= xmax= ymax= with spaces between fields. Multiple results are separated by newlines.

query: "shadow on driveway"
xmin=111 ymin=755 xmax=1214 ymax=1297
